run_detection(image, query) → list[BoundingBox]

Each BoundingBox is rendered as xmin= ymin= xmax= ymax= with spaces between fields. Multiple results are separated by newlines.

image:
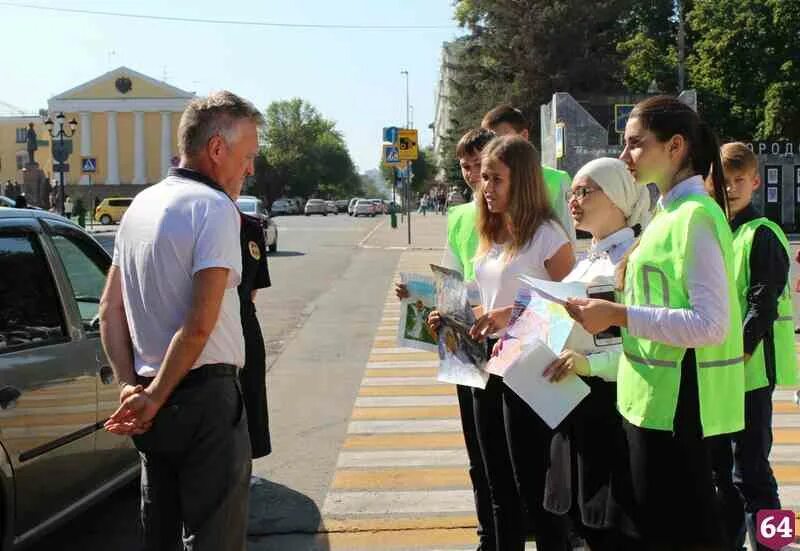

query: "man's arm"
xmin=105 ymin=267 xmax=229 ymax=432
xmin=99 ymin=266 xmax=136 ymax=387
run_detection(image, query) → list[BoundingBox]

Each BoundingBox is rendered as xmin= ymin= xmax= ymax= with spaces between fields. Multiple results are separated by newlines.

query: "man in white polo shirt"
xmin=99 ymin=90 xmax=263 ymax=551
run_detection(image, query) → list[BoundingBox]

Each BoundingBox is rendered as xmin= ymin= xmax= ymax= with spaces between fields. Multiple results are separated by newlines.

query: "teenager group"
xmin=398 ymin=99 xmax=797 ymax=551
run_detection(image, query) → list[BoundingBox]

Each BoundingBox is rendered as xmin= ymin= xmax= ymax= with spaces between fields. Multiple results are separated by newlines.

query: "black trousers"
xmin=734 ymin=384 xmax=780 ymax=551
xmin=621 ymin=350 xmax=726 ymax=550
xmin=457 ymin=384 xmax=494 ymax=550
xmin=133 ymin=369 xmax=251 ymax=551
xmin=473 ymin=375 xmax=570 ymax=551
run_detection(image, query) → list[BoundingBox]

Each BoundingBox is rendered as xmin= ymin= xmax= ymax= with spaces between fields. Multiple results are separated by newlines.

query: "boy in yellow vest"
xmin=720 ymin=142 xmax=798 ymax=550
xmin=480 ymin=104 xmax=575 ymax=242
xmin=396 ymin=127 xmax=496 ymax=550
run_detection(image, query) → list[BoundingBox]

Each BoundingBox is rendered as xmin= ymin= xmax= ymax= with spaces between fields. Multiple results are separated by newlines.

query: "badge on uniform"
xmin=248 ymin=241 xmax=261 ymax=260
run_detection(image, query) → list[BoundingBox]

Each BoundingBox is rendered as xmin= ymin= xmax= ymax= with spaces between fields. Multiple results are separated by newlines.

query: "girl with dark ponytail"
xmin=563 ymin=96 xmax=745 ymax=549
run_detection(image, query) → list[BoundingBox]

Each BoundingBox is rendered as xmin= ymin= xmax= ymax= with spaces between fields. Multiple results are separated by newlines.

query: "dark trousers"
xmin=133 ymin=369 xmax=251 ymax=551
xmin=457 ymin=384 xmax=494 ymax=550
xmin=733 ymin=384 xmax=780 ymax=551
xmin=709 ymin=434 xmax=746 ymax=549
xmin=473 ymin=375 xmax=570 ymax=551
xmin=622 ymin=350 xmax=726 ymax=549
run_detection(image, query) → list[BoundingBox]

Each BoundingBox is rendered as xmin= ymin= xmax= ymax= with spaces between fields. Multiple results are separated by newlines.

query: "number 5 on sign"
xmin=756 ymin=510 xmax=796 ymax=550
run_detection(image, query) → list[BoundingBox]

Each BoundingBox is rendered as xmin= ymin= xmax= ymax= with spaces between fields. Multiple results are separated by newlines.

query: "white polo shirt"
xmin=113 ymin=168 xmax=245 ymax=376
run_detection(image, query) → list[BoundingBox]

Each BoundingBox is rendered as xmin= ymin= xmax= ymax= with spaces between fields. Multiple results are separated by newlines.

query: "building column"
xmin=160 ymin=112 xmax=172 ymax=177
xmin=133 ymin=111 xmax=146 ymax=185
xmin=79 ymin=112 xmax=92 ymax=185
xmin=106 ymin=111 xmax=119 ymax=185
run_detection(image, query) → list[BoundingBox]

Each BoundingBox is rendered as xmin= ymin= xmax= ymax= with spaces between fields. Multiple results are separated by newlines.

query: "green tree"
xmin=261 ymin=98 xmax=361 ymax=199
xmin=688 ymin=0 xmax=800 ymax=140
xmin=617 ymin=0 xmax=680 ymax=93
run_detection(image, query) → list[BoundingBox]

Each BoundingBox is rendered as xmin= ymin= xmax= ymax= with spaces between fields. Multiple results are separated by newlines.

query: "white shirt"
xmin=626 ymin=176 xmax=730 ymax=347
xmin=563 ymin=227 xmax=636 ymax=381
xmin=113 ymin=171 xmax=245 ymax=376
xmin=475 ymin=220 xmax=569 ymax=316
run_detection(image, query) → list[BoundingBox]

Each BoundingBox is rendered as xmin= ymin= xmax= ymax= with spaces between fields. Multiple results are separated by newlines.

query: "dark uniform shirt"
xmin=238 ymin=212 xmax=272 ymax=458
xmin=730 ymin=204 xmax=789 ymax=383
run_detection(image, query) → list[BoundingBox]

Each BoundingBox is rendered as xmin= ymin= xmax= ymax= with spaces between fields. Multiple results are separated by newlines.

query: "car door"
xmin=0 ymin=217 xmax=98 ymax=536
xmin=42 ymin=219 xmax=137 ymax=482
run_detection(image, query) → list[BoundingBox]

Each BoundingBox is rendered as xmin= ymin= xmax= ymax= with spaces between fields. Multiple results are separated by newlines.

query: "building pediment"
xmin=52 ymin=66 xmax=193 ymax=101
xmin=48 ymin=67 xmax=194 ymax=113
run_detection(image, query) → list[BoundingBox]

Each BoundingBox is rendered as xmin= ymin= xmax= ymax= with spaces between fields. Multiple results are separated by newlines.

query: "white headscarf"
xmin=573 ymin=157 xmax=651 ymax=230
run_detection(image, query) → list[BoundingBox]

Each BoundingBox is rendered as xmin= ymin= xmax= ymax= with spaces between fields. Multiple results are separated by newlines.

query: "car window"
xmin=109 ymin=199 xmax=132 ymax=207
xmin=47 ymin=222 xmax=110 ymax=332
xmin=238 ymin=201 xmax=257 ymax=213
xmin=0 ymin=232 xmax=68 ymax=353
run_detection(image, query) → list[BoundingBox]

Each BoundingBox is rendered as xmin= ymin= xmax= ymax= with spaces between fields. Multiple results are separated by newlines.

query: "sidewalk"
xmin=326 ymin=225 xmax=800 ymax=550
xmin=360 ymin=212 xmax=448 ymax=250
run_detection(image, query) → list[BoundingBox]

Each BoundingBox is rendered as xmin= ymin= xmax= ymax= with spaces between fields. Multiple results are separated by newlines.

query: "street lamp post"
xmin=43 ymin=112 xmax=78 ymax=216
xmin=401 ymin=70 xmax=411 ymax=244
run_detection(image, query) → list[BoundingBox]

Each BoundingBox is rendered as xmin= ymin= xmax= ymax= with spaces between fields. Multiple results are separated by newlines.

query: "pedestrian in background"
xmin=100 ymin=90 xmax=263 ymax=551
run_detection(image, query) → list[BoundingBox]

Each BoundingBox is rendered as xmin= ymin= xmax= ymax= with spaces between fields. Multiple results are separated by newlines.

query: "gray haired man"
xmin=100 ymin=91 xmax=263 ymax=550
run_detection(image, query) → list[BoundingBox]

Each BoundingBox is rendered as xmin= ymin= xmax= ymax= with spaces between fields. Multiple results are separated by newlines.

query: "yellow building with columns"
xmin=0 ymin=66 xmax=194 ymax=202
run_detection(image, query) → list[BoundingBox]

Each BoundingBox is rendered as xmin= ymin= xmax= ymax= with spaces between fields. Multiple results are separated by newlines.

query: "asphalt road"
xmin=27 ymin=213 xmax=401 ymax=551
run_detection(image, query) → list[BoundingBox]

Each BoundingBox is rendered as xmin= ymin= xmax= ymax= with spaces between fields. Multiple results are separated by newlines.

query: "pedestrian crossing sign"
xmin=383 ymin=144 xmax=401 ymax=166
xmin=81 ymin=157 xmax=97 ymax=173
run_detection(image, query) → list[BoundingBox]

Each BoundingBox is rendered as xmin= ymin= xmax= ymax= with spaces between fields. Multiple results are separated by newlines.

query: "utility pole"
xmin=401 ymin=69 xmax=411 ymax=245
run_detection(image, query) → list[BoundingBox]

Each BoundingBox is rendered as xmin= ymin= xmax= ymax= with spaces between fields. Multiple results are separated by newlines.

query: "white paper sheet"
xmin=502 ymin=340 xmax=591 ymax=429
xmin=517 ymin=275 xmax=587 ymax=305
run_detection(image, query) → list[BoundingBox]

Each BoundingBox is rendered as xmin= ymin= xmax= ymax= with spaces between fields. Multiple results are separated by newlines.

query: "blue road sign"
xmin=81 ymin=157 xmax=97 ymax=173
xmin=383 ymin=126 xmax=398 ymax=144
xmin=383 ymin=144 xmax=401 ymax=165
xmin=614 ymin=104 xmax=635 ymax=133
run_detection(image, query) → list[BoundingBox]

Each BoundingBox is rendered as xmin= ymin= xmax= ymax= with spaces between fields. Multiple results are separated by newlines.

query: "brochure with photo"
xmin=397 ymin=272 xmax=438 ymax=352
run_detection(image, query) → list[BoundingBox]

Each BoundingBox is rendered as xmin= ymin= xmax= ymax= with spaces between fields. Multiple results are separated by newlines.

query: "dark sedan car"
xmin=0 ymin=208 xmax=139 ymax=550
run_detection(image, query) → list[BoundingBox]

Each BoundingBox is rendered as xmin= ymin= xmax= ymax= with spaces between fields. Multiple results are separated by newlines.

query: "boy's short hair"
xmin=721 ymin=142 xmax=759 ymax=174
xmin=481 ymin=104 xmax=528 ymax=133
xmin=455 ymin=128 xmax=495 ymax=159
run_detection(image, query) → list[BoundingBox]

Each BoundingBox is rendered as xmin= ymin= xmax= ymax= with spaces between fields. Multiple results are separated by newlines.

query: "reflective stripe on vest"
xmin=732 ymin=218 xmax=799 ymax=388
xmin=446 ymin=202 xmax=479 ymax=282
xmin=619 ymin=193 xmax=745 ymax=437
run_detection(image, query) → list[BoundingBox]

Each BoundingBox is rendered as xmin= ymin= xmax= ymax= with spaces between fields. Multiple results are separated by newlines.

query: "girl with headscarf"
xmin=540 ymin=157 xmax=650 ymax=550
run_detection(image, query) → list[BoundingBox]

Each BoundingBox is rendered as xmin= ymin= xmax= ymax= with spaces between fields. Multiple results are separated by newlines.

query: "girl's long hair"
xmin=476 ymin=135 xmax=557 ymax=261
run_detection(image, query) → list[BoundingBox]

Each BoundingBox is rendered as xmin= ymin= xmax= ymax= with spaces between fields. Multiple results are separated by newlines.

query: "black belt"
xmin=136 ymin=363 xmax=239 ymax=388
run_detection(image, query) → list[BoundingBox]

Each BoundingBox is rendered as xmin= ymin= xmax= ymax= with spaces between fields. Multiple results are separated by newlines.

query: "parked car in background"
xmin=305 ymin=199 xmax=328 ymax=216
xmin=371 ymin=199 xmax=386 ymax=214
xmin=348 ymin=198 xmax=362 ymax=216
xmin=270 ymin=199 xmax=293 ymax=216
xmin=94 ymin=197 xmax=133 ymax=225
xmin=0 ymin=208 xmax=140 ymax=549
xmin=326 ymin=200 xmax=338 ymax=214
xmin=353 ymin=199 xmax=376 ymax=217
xmin=335 ymin=199 xmax=349 ymax=213
xmin=236 ymin=195 xmax=278 ymax=253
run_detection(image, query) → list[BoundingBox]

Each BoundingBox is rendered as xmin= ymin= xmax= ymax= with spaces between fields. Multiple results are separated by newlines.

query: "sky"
xmin=0 ymin=0 xmax=462 ymax=172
